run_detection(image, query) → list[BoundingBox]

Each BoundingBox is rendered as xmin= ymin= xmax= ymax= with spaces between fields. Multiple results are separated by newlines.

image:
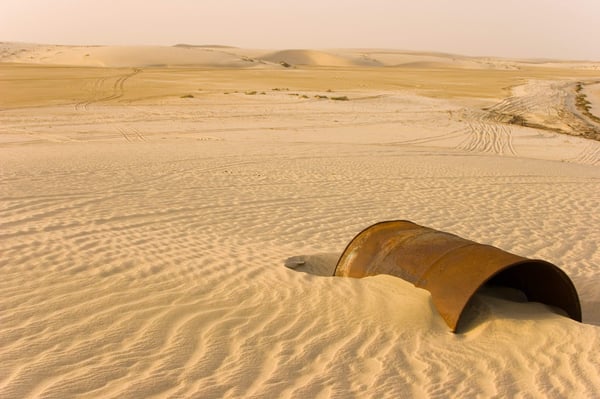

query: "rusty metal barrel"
xmin=334 ymin=220 xmax=581 ymax=332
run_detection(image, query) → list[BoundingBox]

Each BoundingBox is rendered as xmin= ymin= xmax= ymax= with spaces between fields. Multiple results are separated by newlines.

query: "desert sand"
xmin=1 ymin=43 xmax=600 ymax=398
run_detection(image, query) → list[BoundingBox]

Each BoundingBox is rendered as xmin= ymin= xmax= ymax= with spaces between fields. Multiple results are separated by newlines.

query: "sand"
xmin=582 ymin=82 xmax=600 ymax=120
xmin=1 ymin=43 xmax=600 ymax=398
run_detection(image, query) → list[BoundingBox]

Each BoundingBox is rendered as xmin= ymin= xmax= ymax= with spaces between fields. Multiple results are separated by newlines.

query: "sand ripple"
xmin=1 ymin=64 xmax=600 ymax=397
xmin=1 ymin=136 xmax=599 ymax=398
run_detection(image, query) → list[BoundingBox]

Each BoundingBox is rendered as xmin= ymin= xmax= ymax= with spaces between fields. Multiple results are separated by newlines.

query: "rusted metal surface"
xmin=334 ymin=220 xmax=581 ymax=332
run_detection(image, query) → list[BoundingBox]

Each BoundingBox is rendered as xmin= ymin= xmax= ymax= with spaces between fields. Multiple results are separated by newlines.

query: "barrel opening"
xmin=458 ymin=260 xmax=583 ymax=329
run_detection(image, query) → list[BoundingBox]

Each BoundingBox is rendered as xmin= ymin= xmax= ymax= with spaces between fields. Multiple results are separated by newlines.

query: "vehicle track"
xmin=572 ymin=142 xmax=600 ymax=165
xmin=456 ymin=111 xmax=517 ymax=156
xmin=387 ymin=128 xmax=467 ymax=147
xmin=75 ymin=68 xmax=141 ymax=110
xmin=455 ymin=80 xmax=595 ymax=157
xmin=483 ymin=80 xmax=600 ymax=141
xmin=117 ymin=127 xmax=147 ymax=143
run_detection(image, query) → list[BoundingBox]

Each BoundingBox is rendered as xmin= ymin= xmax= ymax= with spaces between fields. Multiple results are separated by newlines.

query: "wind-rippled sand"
xmin=1 ymin=45 xmax=600 ymax=398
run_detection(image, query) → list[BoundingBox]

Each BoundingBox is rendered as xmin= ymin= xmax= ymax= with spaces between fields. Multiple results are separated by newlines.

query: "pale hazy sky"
xmin=1 ymin=0 xmax=599 ymax=60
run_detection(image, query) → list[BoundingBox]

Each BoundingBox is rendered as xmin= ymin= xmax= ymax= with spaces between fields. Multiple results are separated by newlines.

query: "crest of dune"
xmin=260 ymin=49 xmax=382 ymax=67
xmin=0 ymin=43 xmax=258 ymax=68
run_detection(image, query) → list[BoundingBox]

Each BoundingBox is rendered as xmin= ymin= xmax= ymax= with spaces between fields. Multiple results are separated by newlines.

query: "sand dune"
xmin=0 ymin=43 xmax=386 ymax=68
xmin=260 ymin=49 xmax=383 ymax=67
xmin=582 ymin=82 xmax=600 ymax=120
xmin=3 ymin=42 xmax=599 ymax=71
xmin=0 ymin=43 xmax=268 ymax=68
xmin=335 ymin=50 xmax=521 ymax=70
xmin=1 ymin=46 xmax=600 ymax=398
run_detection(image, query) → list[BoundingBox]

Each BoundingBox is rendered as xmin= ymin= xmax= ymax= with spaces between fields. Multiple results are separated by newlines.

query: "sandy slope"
xmin=261 ymin=49 xmax=382 ymax=67
xmin=3 ymin=42 xmax=600 ymax=70
xmin=1 ymin=46 xmax=600 ymax=398
xmin=0 ymin=43 xmax=273 ymax=68
xmin=582 ymin=82 xmax=600 ymax=119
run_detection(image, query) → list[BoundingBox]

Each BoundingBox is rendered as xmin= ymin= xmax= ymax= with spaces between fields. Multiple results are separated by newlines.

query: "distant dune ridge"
xmin=3 ymin=42 xmax=600 ymax=69
xmin=0 ymin=43 xmax=262 ymax=68
xmin=1 ymin=43 xmax=600 ymax=398
xmin=261 ymin=49 xmax=383 ymax=67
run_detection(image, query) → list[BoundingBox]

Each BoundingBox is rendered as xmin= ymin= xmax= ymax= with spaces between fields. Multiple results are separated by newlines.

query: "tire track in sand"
xmin=571 ymin=141 xmax=600 ymax=165
xmin=457 ymin=115 xmax=516 ymax=156
xmin=117 ymin=127 xmax=147 ymax=143
xmin=386 ymin=128 xmax=467 ymax=147
xmin=75 ymin=68 xmax=141 ymax=111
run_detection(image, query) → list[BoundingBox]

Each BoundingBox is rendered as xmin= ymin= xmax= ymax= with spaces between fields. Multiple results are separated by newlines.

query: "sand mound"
xmin=0 ymin=43 xmax=263 ymax=68
xmin=337 ymin=50 xmax=519 ymax=69
xmin=0 ymin=43 xmax=384 ymax=68
xmin=3 ymin=43 xmax=589 ymax=71
xmin=260 ymin=49 xmax=382 ymax=67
